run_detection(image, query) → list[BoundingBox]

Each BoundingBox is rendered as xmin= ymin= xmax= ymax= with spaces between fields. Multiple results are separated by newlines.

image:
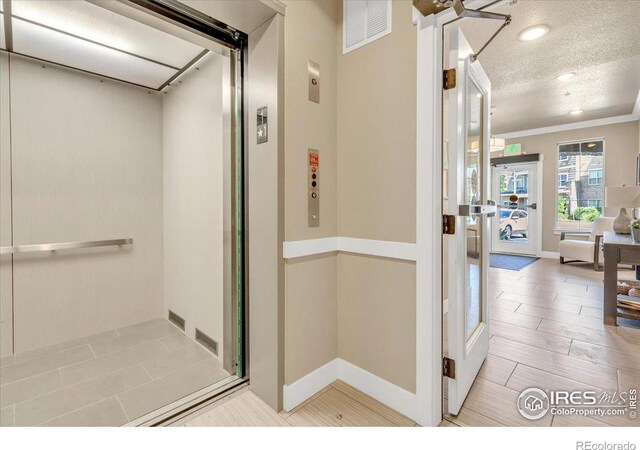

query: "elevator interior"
xmin=0 ymin=0 xmax=245 ymax=426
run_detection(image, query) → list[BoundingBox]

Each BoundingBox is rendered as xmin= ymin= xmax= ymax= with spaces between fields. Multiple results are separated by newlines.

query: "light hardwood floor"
xmin=184 ymin=258 xmax=640 ymax=428
xmin=446 ymin=258 xmax=640 ymax=427
xmin=183 ymin=380 xmax=416 ymax=427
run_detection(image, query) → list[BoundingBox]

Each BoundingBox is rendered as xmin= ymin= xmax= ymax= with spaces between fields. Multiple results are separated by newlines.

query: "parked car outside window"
xmin=499 ymin=209 xmax=529 ymax=239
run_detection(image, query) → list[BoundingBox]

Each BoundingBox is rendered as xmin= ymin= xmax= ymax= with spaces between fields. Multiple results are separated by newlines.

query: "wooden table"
xmin=603 ymin=231 xmax=640 ymax=325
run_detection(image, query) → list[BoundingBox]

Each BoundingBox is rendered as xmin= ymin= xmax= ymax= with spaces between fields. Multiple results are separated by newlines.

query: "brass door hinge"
xmin=443 ymin=68 xmax=456 ymax=90
xmin=443 ymin=215 xmax=456 ymax=235
xmin=443 ymin=357 xmax=456 ymax=379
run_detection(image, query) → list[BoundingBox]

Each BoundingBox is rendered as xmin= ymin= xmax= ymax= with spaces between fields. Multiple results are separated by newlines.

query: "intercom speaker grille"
xmin=343 ymin=0 xmax=392 ymax=54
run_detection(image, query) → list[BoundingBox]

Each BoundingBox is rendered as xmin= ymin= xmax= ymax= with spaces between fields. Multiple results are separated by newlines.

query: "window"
xmin=558 ymin=173 xmax=568 ymax=188
xmin=588 ymin=169 xmax=603 ymax=185
xmin=556 ymin=139 xmax=604 ymax=230
xmin=515 ymin=173 xmax=528 ymax=194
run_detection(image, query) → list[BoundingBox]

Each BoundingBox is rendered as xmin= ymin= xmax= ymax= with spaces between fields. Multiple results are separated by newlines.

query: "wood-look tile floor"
xmin=446 ymin=258 xmax=640 ymax=427
xmin=186 ymin=258 xmax=640 ymax=428
xmin=184 ymin=380 xmax=416 ymax=427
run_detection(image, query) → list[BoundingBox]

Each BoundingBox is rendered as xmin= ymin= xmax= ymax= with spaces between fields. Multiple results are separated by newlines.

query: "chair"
xmin=559 ymin=216 xmax=614 ymax=271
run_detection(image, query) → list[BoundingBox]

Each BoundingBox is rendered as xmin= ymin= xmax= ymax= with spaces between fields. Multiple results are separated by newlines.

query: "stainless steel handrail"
xmin=0 ymin=238 xmax=133 ymax=255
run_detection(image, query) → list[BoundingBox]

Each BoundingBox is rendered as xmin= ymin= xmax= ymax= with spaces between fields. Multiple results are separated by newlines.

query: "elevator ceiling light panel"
xmin=4 ymin=0 xmax=208 ymax=90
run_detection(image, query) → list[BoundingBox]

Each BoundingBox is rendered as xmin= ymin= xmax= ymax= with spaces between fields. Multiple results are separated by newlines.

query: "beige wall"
xmin=162 ymin=52 xmax=227 ymax=361
xmin=282 ymin=0 xmax=418 ymax=396
xmin=505 ymin=120 xmax=640 ymax=253
xmin=337 ymin=0 xmax=417 ymax=243
xmin=337 ymin=253 xmax=416 ymax=392
xmin=285 ymin=253 xmax=338 ymax=385
xmin=284 ymin=0 xmax=338 ymax=241
xmin=282 ymin=0 xmax=339 ymax=387
xmin=334 ymin=0 xmax=417 ymax=393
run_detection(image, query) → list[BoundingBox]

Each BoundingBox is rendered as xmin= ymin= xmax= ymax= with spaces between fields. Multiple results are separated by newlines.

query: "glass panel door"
xmin=491 ymin=162 xmax=539 ymax=256
xmin=444 ymin=26 xmax=492 ymax=416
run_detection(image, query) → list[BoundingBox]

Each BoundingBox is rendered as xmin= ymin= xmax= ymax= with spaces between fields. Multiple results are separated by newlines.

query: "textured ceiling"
xmin=458 ymin=0 xmax=640 ymax=134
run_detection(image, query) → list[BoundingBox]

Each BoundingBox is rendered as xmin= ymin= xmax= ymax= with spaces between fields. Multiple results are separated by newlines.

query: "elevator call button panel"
xmin=308 ymin=60 xmax=320 ymax=103
xmin=308 ymin=148 xmax=319 ymax=227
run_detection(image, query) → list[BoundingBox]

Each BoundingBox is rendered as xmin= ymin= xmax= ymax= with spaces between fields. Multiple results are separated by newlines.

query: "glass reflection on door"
xmin=465 ymin=79 xmax=483 ymax=341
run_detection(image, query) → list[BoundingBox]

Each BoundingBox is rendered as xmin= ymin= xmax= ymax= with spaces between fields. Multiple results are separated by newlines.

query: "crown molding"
xmin=495 ymin=90 xmax=640 ymax=140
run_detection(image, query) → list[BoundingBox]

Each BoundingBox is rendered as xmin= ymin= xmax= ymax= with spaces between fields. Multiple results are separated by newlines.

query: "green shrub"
xmin=571 ymin=206 xmax=600 ymax=222
xmin=557 ymin=197 xmax=569 ymax=220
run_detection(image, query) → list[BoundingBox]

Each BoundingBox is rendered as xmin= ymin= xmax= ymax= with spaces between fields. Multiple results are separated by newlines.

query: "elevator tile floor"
xmin=0 ymin=319 xmax=230 ymax=426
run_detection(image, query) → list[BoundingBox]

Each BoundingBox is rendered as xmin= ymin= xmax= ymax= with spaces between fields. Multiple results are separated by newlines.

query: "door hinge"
xmin=443 ymin=357 xmax=456 ymax=379
xmin=443 ymin=214 xmax=456 ymax=235
xmin=443 ymin=68 xmax=456 ymax=90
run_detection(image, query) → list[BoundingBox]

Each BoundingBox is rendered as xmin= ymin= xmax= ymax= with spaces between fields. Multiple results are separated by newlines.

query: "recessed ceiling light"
xmin=556 ymin=72 xmax=575 ymax=81
xmin=518 ymin=24 xmax=550 ymax=41
xmin=570 ymin=109 xmax=583 ymax=115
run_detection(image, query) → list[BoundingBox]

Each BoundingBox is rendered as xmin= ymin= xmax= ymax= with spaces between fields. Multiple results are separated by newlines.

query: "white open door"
xmin=445 ymin=27 xmax=494 ymax=415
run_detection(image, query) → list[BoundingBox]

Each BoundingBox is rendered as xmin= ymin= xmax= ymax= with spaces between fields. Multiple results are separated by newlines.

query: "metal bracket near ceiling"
xmin=413 ymin=0 xmax=511 ymax=62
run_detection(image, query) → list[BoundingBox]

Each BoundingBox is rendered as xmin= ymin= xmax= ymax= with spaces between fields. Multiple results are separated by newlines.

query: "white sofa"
xmin=558 ymin=216 xmax=614 ymax=271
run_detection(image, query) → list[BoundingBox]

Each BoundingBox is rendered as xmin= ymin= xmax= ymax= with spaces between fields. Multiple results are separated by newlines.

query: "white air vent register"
xmin=343 ymin=0 xmax=392 ymax=54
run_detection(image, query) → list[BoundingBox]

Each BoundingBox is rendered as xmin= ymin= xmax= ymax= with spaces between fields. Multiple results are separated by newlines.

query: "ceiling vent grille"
xmin=343 ymin=0 xmax=392 ymax=54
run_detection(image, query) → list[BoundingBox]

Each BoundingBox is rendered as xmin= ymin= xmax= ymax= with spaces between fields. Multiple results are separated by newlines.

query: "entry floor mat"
xmin=490 ymin=253 xmax=539 ymax=271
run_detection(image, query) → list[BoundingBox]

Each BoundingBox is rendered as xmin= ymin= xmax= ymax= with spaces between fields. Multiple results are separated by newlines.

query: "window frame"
xmin=558 ymin=173 xmax=568 ymax=188
xmin=555 ymin=138 xmax=605 ymax=231
xmin=588 ymin=168 xmax=603 ymax=186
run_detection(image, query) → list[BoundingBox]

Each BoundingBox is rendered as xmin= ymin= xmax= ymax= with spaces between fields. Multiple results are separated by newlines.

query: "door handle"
xmin=459 ymin=200 xmax=497 ymax=218
xmin=529 ymin=203 xmax=537 ymax=210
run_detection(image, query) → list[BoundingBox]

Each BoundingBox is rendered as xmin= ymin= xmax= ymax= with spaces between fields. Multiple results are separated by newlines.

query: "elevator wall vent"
xmin=195 ymin=328 xmax=219 ymax=356
xmin=343 ymin=0 xmax=392 ymax=54
xmin=168 ymin=310 xmax=185 ymax=331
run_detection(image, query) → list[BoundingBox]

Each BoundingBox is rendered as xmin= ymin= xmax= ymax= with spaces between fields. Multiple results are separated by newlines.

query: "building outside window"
xmin=558 ymin=173 xmax=568 ymax=188
xmin=588 ymin=168 xmax=603 ymax=185
xmin=556 ymin=139 xmax=604 ymax=230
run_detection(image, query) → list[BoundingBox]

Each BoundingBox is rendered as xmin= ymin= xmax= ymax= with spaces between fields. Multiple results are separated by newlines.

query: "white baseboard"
xmin=337 ymin=358 xmax=417 ymax=420
xmin=539 ymin=251 xmax=560 ymax=259
xmin=283 ymin=359 xmax=339 ymax=412
xmin=283 ymin=358 xmax=417 ymax=421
